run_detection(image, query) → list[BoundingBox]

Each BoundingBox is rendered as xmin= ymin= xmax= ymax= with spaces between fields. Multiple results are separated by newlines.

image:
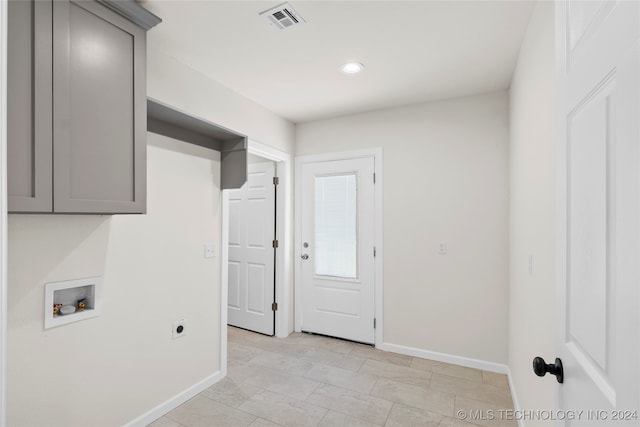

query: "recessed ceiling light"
xmin=341 ymin=62 xmax=365 ymax=74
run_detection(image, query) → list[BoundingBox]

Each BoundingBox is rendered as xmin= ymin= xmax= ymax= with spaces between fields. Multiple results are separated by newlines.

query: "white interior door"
xmin=300 ymin=157 xmax=375 ymax=344
xmin=556 ymin=0 xmax=639 ymax=420
xmin=227 ymin=161 xmax=276 ymax=336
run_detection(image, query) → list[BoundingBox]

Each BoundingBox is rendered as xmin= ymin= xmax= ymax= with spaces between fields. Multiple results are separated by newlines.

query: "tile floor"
xmin=149 ymin=327 xmax=516 ymax=427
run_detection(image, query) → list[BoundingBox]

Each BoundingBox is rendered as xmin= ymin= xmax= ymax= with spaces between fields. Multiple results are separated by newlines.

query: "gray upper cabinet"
xmin=7 ymin=0 xmax=53 ymax=212
xmin=53 ymin=0 xmax=147 ymax=213
xmin=7 ymin=0 xmax=160 ymax=214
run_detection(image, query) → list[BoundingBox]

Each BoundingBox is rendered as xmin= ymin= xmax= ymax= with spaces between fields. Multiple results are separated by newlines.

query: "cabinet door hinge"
xmin=373 ymin=246 xmax=377 ymax=257
xmin=373 ymin=173 xmax=376 ymax=184
xmin=273 ymin=176 xmax=279 ymax=185
xmin=373 ymin=318 xmax=377 ymax=329
xmin=272 ymin=240 xmax=279 ymax=248
xmin=272 ymin=302 xmax=278 ymax=311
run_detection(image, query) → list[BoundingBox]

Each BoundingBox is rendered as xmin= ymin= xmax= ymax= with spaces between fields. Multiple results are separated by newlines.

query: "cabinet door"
xmin=53 ymin=0 xmax=146 ymax=214
xmin=7 ymin=0 xmax=53 ymax=212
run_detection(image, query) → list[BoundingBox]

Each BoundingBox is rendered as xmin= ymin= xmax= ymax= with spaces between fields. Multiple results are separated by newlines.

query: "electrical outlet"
xmin=438 ymin=241 xmax=447 ymax=254
xmin=204 ymin=244 xmax=216 ymax=258
xmin=172 ymin=319 xmax=187 ymax=339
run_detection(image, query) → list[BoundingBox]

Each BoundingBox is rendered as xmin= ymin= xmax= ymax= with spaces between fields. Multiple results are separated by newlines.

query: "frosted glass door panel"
xmin=314 ymin=174 xmax=357 ymax=279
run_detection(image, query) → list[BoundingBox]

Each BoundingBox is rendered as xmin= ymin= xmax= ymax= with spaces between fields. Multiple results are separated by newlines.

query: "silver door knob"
xmin=301 ymin=254 xmax=309 ymax=260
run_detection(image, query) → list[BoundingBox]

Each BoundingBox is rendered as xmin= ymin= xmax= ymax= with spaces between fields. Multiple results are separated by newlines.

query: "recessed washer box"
xmin=44 ymin=277 xmax=102 ymax=329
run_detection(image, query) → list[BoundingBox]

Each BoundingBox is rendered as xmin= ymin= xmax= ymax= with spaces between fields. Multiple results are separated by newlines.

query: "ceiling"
xmin=141 ymin=0 xmax=534 ymax=123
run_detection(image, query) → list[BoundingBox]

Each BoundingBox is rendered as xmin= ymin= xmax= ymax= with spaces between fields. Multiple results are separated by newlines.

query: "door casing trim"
xmin=294 ymin=148 xmax=384 ymax=346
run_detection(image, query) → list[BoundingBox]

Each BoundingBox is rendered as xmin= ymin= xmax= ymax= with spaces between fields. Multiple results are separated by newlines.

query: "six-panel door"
xmin=556 ymin=0 xmax=640 ymax=420
xmin=227 ymin=162 xmax=277 ymax=336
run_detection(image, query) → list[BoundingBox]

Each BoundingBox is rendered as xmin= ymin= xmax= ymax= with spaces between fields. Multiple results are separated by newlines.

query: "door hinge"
xmin=373 ymin=246 xmax=377 ymax=257
xmin=272 ymin=240 xmax=279 ymax=248
xmin=373 ymin=318 xmax=376 ymax=329
xmin=273 ymin=176 xmax=279 ymax=185
xmin=272 ymin=302 xmax=278 ymax=311
xmin=373 ymin=173 xmax=376 ymax=184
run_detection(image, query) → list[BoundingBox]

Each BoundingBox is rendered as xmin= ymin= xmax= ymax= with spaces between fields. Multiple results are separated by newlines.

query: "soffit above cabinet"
xmin=147 ymin=98 xmax=248 ymax=189
xmin=97 ymin=0 xmax=161 ymax=30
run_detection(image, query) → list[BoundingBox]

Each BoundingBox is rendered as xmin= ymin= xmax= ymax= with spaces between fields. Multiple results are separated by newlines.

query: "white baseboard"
xmin=124 ymin=370 xmax=224 ymax=427
xmin=506 ymin=367 xmax=524 ymax=427
xmin=378 ymin=342 xmax=509 ymax=374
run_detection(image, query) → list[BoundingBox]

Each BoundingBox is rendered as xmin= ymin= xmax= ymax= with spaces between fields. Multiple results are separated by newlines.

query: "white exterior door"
xmin=299 ymin=157 xmax=375 ymax=344
xmin=227 ymin=162 xmax=276 ymax=335
xmin=556 ymin=0 xmax=639 ymax=421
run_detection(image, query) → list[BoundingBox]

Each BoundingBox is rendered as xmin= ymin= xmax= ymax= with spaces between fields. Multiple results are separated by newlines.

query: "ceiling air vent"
xmin=259 ymin=2 xmax=305 ymax=30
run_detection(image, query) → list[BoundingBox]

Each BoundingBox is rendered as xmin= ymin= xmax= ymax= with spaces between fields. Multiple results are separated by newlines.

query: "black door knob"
xmin=533 ymin=356 xmax=564 ymax=383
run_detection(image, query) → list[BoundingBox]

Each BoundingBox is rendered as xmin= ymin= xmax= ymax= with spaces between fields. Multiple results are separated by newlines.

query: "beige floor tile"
xmin=229 ymin=328 xmax=272 ymax=345
xmin=160 ymin=327 xmax=516 ymax=427
xmin=359 ymin=359 xmax=432 ymax=387
xmin=307 ymin=383 xmax=393 ymax=425
xmin=201 ymin=377 xmax=262 ymax=408
xmin=228 ymin=363 xmax=265 ymax=384
xmin=438 ymin=416 xmax=485 ymax=427
xmin=384 ymin=403 xmax=444 ymax=427
xmin=481 ymin=371 xmax=509 ymax=389
xmin=430 ymin=374 xmax=513 ymax=409
xmin=371 ymin=379 xmax=454 ymax=416
xmin=248 ymin=338 xmax=310 ymax=357
xmin=248 ymin=417 xmax=284 ymax=427
xmin=411 ymin=358 xmax=483 ymax=383
xmin=248 ymin=350 xmax=315 ymax=377
xmin=305 ymin=363 xmax=378 ymax=394
xmin=349 ymin=344 xmax=413 ymax=367
xmin=165 ymin=396 xmax=256 ymax=427
xmin=302 ymin=348 xmax=367 ymax=372
xmin=229 ymin=342 xmax=266 ymax=363
xmin=298 ymin=334 xmax=359 ymax=354
xmin=147 ymin=416 xmax=183 ymax=427
xmin=278 ymin=332 xmax=311 ymax=345
xmin=454 ymin=396 xmax=518 ymax=427
xmin=318 ymin=410 xmax=384 ymax=426
xmin=242 ymin=367 xmax=321 ymax=400
xmin=238 ymin=390 xmax=327 ymax=427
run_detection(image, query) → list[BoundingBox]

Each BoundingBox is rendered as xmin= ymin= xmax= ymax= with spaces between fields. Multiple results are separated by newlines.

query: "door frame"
xmin=294 ymin=149 xmax=383 ymax=347
xmin=221 ymin=138 xmax=292 ymax=370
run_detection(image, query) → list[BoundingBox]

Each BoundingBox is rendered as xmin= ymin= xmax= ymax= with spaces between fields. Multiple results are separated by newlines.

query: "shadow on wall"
xmin=149 ymin=133 xmax=222 ymax=216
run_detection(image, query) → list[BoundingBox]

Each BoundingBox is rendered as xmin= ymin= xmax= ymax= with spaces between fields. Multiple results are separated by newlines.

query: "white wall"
xmin=296 ymin=92 xmax=510 ymax=364
xmin=508 ymin=1 xmax=555 ymax=420
xmin=149 ymin=48 xmax=297 ymax=334
xmin=148 ymin=47 xmax=295 ymax=156
xmin=6 ymin=48 xmax=294 ymax=426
